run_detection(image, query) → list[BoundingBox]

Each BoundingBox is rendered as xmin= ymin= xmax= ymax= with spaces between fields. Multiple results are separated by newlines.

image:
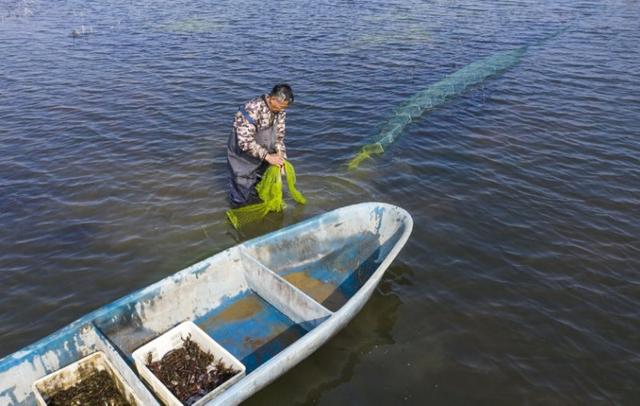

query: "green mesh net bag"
xmin=226 ymin=160 xmax=306 ymax=229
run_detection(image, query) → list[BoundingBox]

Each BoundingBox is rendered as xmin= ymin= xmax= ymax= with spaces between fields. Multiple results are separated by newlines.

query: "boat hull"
xmin=0 ymin=202 xmax=413 ymax=405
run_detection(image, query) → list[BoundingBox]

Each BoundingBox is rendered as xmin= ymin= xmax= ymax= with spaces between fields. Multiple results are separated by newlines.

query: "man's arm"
xmin=234 ymin=109 xmax=269 ymax=160
xmin=275 ymin=111 xmax=287 ymax=159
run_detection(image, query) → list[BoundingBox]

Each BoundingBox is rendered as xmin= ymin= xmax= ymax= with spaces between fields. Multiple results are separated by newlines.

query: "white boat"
xmin=0 ymin=202 xmax=413 ymax=405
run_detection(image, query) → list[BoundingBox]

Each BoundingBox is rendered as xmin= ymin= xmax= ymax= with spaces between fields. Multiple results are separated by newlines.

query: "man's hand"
xmin=265 ymin=153 xmax=284 ymax=168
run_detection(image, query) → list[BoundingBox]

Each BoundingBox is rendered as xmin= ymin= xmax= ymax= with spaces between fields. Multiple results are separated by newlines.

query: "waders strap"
xmin=239 ymin=106 xmax=257 ymax=127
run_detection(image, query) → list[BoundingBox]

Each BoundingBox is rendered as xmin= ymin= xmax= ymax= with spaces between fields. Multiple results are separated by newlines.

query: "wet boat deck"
xmin=195 ymin=290 xmax=309 ymax=372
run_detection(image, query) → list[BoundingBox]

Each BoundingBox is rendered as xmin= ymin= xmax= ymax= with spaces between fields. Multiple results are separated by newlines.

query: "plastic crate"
xmin=132 ymin=321 xmax=245 ymax=406
xmin=32 ymin=351 xmax=142 ymax=406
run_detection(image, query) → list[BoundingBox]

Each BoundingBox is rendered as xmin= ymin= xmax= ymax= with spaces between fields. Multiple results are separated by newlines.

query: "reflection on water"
xmin=159 ymin=18 xmax=225 ymax=34
xmin=339 ymin=3 xmax=434 ymax=55
xmin=0 ymin=0 xmax=37 ymax=19
xmin=349 ymin=25 xmax=431 ymax=50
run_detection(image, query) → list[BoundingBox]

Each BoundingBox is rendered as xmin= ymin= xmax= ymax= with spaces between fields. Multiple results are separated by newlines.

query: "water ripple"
xmin=1 ymin=0 xmax=640 ymax=404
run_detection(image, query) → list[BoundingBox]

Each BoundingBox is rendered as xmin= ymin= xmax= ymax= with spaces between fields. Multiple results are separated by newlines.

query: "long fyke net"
xmin=226 ymin=161 xmax=306 ymax=229
xmin=347 ymin=46 xmax=527 ymax=170
xmin=347 ymin=27 xmax=569 ymax=170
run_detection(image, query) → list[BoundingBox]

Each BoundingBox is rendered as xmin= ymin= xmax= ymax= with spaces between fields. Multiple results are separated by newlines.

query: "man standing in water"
xmin=227 ymin=84 xmax=294 ymax=207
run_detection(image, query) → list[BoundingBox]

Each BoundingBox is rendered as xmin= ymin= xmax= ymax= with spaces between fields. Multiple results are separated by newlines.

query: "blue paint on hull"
xmin=195 ymin=290 xmax=308 ymax=372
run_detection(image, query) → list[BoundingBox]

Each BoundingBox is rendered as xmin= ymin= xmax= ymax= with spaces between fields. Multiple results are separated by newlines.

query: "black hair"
xmin=270 ymin=84 xmax=294 ymax=104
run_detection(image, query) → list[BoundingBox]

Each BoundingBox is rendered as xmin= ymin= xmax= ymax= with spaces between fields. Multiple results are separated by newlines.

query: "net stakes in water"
xmin=226 ymin=161 xmax=306 ymax=229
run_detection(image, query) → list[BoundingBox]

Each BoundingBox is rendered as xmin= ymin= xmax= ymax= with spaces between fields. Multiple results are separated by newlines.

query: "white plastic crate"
xmin=32 ymin=351 xmax=142 ymax=406
xmin=132 ymin=321 xmax=245 ymax=406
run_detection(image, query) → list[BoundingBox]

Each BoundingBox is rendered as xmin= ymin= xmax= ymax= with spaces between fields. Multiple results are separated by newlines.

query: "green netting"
xmin=347 ymin=142 xmax=384 ymax=171
xmin=226 ymin=161 xmax=306 ymax=229
xmin=347 ymin=46 xmax=527 ymax=170
xmin=347 ymin=27 xmax=569 ymax=170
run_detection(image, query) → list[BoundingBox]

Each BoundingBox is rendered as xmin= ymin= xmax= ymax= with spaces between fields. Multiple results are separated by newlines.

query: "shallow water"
xmin=1 ymin=0 xmax=640 ymax=404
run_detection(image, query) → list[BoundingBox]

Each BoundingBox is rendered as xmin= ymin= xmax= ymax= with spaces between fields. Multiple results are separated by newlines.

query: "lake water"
xmin=1 ymin=0 xmax=639 ymax=404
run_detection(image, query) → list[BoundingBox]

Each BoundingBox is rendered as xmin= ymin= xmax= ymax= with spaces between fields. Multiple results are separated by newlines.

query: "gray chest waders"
xmin=227 ymin=106 xmax=278 ymax=207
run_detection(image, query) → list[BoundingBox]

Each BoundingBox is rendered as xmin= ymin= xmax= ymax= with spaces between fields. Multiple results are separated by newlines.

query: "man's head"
xmin=267 ymin=84 xmax=294 ymax=113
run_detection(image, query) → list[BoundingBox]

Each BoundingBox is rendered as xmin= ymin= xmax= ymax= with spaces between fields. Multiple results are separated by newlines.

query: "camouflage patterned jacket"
xmin=233 ymin=95 xmax=286 ymax=160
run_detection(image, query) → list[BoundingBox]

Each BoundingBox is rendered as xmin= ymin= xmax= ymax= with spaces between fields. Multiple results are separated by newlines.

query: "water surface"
xmin=1 ymin=0 xmax=639 ymax=404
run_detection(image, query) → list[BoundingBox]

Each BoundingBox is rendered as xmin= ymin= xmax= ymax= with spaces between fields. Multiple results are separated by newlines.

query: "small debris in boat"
xmin=146 ymin=334 xmax=239 ymax=405
xmin=46 ymin=369 xmax=132 ymax=406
